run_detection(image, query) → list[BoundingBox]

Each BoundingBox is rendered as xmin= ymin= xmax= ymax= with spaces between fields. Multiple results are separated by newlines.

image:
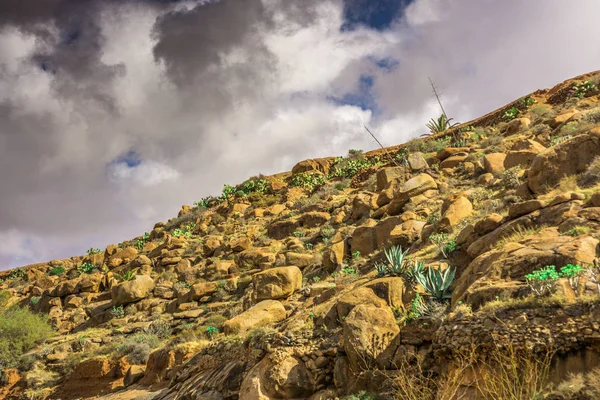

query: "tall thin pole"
xmin=429 ymin=77 xmax=449 ymax=121
xmin=364 ymin=125 xmax=400 ymax=167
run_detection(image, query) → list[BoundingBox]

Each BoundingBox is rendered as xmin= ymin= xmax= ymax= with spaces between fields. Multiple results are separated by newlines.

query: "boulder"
xmin=336 ymin=287 xmax=387 ymax=319
xmin=508 ymin=200 xmax=545 ymax=219
xmin=407 ymin=152 xmax=428 ymax=171
xmin=387 ymin=174 xmax=437 ymax=215
xmin=438 ymin=196 xmax=473 ymax=232
xmin=474 ymin=213 xmax=504 ymax=235
xmin=437 ymin=148 xmax=470 ymax=161
xmin=323 ymin=240 xmax=347 ymax=272
xmin=502 ymin=117 xmax=530 ymax=136
xmin=483 ymin=153 xmax=507 ymax=175
xmin=528 ymin=129 xmax=600 ymax=194
xmin=376 ymin=167 xmax=404 ymax=191
xmin=253 ymin=266 xmax=303 ymax=301
xmin=343 ymin=304 xmax=400 ymax=371
xmin=124 ymin=365 xmax=146 ymax=387
xmin=267 ymin=220 xmax=298 ymax=240
xmin=292 ymin=157 xmax=337 ymax=176
xmin=223 ymin=300 xmax=287 ymax=334
xmin=364 ymin=277 xmax=406 ymax=309
xmin=237 ymin=248 xmax=277 ymax=270
xmin=111 ymin=275 xmax=155 ymax=306
xmin=239 ymin=355 xmax=315 ymax=400
xmin=440 ymin=154 xmax=468 ymax=169
xmin=298 ymin=212 xmax=331 ymax=228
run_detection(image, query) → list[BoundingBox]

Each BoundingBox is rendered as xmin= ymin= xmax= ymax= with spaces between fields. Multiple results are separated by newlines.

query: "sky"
xmin=1 ymin=0 xmax=600 ymax=270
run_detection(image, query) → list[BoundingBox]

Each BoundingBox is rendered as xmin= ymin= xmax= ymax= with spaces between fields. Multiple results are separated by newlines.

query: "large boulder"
xmin=387 ymin=173 xmax=437 ymax=215
xmin=253 ymin=266 xmax=303 ymax=301
xmin=343 ymin=304 xmax=400 ymax=371
xmin=223 ymin=300 xmax=287 ymax=334
xmin=292 ymin=157 xmax=337 ymax=176
xmin=239 ymin=355 xmax=315 ymax=400
xmin=438 ymin=196 xmax=473 ymax=232
xmin=376 ymin=167 xmax=404 ymax=191
xmin=528 ymin=129 xmax=600 ymax=194
xmin=111 ymin=275 xmax=155 ymax=306
xmin=407 ymin=152 xmax=428 ymax=171
xmin=237 ymin=248 xmax=277 ymax=270
xmin=483 ymin=153 xmax=506 ymax=175
xmin=336 ymin=287 xmax=387 ymax=319
xmin=350 ymin=217 xmax=425 ymax=257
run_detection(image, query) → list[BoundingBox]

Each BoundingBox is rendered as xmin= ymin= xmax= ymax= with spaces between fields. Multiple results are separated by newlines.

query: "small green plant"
xmin=293 ymin=230 xmax=304 ymax=238
xmin=405 ymin=293 xmax=428 ymax=323
xmin=524 ymin=265 xmax=560 ymax=296
xmin=416 ymin=266 xmax=456 ymax=300
xmin=560 ymin=264 xmax=584 ymax=293
xmin=86 ymin=248 xmax=103 ymax=255
xmin=205 ymin=326 xmax=219 ymax=339
xmin=194 ymin=196 xmax=219 ymax=208
xmin=501 ymin=166 xmax=522 ymax=189
xmin=429 ymin=233 xmax=456 ymax=258
xmin=427 ymin=213 xmax=440 ymax=224
xmin=289 ymin=172 xmax=327 ymax=192
xmin=77 ymin=262 xmax=96 ymax=275
xmin=352 ymin=251 xmax=361 ymax=259
xmin=220 ymin=184 xmax=237 ymax=201
xmin=425 ymin=114 xmax=459 ymax=135
xmin=48 ymin=267 xmax=65 ymax=276
xmin=8 ymin=269 xmax=27 ymax=281
xmin=502 ymin=107 xmax=519 ymax=121
xmin=111 ymin=305 xmax=125 ymax=319
xmin=374 ymin=245 xmax=409 ymax=277
xmin=519 ymin=96 xmax=536 ymax=108
xmin=305 ymin=243 xmax=314 ymax=250
xmin=320 ymin=224 xmax=335 ymax=238
xmin=550 ymin=135 xmax=572 ymax=147
xmin=115 ymin=269 xmax=137 ymax=282
xmin=173 ymin=228 xmax=192 ymax=238
xmin=30 ymin=297 xmax=40 ymax=305
xmin=572 ymin=80 xmax=596 ymax=98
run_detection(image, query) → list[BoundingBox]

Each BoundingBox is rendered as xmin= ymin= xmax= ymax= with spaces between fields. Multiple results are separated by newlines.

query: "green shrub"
xmin=416 ymin=266 xmax=456 ymax=300
xmin=289 ymin=172 xmax=327 ymax=192
xmin=524 ymin=265 xmax=560 ymax=296
xmin=571 ymin=80 xmax=596 ymax=98
xmin=48 ymin=267 xmax=65 ymax=276
xmin=86 ymin=248 xmax=103 ymax=255
xmin=111 ymin=305 xmax=125 ymax=319
xmin=8 ymin=269 xmax=27 ymax=281
xmin=320 ymin=224 xmax=335 ymax=238
xmin=77 ymin=262 xmax=97 ymax=275
xmin=205 ymin=326 xmax=219 ymax=339
xmin=429 ymin=233 xmax=456 ymax=258
xmin=0 ymin=306 xmax=54 ymax=370
xmin=501 ymin=167 xmax=522 ymax=189
xmin=114 ymin=269 xmax=137 ymax=282
xmin=502 ymin=107 xmax=519 ymax=121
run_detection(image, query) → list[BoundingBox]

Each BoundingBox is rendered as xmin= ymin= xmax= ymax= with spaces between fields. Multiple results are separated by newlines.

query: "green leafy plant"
xmin=111 ymin=305 xmax=125 ymax=319
xmin=502 ymin=107 xmax=519 ymax=121
xmin=425 ymin=114 xmax=460 ymax=135
xmin=220 ymin=184 xmax=237 ymax=201
xmin=115 ymin=269 xmax=137 ymax=282
xmin=48 ymin=267 xmax=65 ymax=276
xmin=374 ymin=245 xmax=410 ymax=278
xmin=524 ymin=265 xmax=560 ymax=296
xmin=352 ymin=251 xmax=361 ymax=259
xmin=77 ymin=262 xmax=97 ymax=275
xmin=572 ymin=80 xmax=596 ymax=98
xmin=519 ymin=96 xmax=536 ymax=108
xmin=405 ymin=293 xmax=428 ymax=323
xmin=293 ymin=230 xmax=304 ymax=238
xmin=0 ymin=305 xmax=54 ymax=370
xmin=86 ymin=248 xmax=103 ymax=256
xmin=560 ymin=264 xmax=584 ymax=293
xmin=205 ymin=326 xmax=219 ymax=339
xmin=429 ymin=233 xmax=456 ymax=258
xmin=289 ymin=172 xmax=327 ymax=192
xmin=8 ymin=269 xmax=27 ymax=281
xmin=416 ymin=266 xmax=456 ymax=300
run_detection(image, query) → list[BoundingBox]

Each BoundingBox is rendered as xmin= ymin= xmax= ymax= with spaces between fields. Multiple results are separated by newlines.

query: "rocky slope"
xmin=4 ymin=71 xmax=600 ymax=399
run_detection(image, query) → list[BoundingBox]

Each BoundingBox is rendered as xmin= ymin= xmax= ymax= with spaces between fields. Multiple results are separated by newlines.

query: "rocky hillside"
xmin=3 ymin=71 xmax=600 ymax=400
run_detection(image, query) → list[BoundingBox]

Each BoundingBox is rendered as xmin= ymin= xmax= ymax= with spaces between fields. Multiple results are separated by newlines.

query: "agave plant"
xmin=115 ymin=269 xmax=138 ymax=282
xmin=424 ymin=114 xmax=460 ymax=135
xmin=416 ymin=266 xmax=456 ymax=300
xmin=383 ymin=245 xmax=411 ymax=276
xmin=407 ymin=260 xmax=425 ymax=284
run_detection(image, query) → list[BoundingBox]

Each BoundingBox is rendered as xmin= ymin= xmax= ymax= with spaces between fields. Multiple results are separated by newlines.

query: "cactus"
xmin=416 ymin=266 xmax=456 ymax=300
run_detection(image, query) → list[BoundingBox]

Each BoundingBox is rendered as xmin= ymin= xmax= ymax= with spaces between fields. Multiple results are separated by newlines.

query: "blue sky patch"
xmin=328 ymin=74 xmax=379 ymax=114
xmin=112 ymin=150 xmax=143 ymax=168
xmin=341 ymin=0 xmax=415 ymax=31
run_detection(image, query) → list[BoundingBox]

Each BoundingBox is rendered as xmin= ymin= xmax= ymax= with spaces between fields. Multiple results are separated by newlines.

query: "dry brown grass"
xmin=494 ymin=225 xmax=546 ymax=249
xmin=549 ymin=366 xmax=600 ymax=399
xmin=474 ymin=338 xmax=555 ymax=400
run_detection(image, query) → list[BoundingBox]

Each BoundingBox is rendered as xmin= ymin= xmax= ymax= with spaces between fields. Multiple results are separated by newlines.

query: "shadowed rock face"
xmin=6 ymin=71 xmax=600 ymax=400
